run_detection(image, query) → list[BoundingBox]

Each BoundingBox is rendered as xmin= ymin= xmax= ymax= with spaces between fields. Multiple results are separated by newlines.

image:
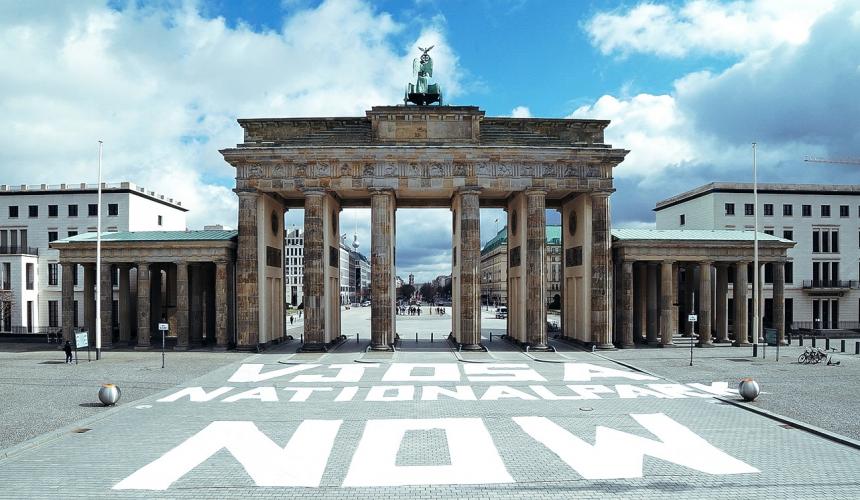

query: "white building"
xmin=284 ymin=228 xmax=369 ymax=307
xmin=655 ymin=182 xmax=860 ymax=330
xmin=285 ymin=228 xmax=304 ymax=307
xmin=0 ymin=182 xmax=186 ymax=333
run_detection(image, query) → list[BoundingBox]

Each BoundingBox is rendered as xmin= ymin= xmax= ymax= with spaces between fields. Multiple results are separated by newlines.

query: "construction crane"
xmin=804 ymin=156 xmax=860 ymax=165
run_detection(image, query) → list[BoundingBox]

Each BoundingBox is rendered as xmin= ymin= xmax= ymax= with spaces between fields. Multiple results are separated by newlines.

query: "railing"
xmin=0 ymin=182 xmax=182 ymax=207
xmin=0 ymin=246 xmax=39 ymax=256
xmin=791 ymin=321 xmax=860 ymax=331
xmin=801 ymin=279 xmax=857 ymax=289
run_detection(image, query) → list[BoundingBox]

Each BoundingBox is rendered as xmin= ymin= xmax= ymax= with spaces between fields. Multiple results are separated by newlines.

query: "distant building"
xmin=395 ymin=276 xmax=403 ymax=289
xmin=285 ymin=228 xmax=370 ymax=307
xmin=408 ymin=273 xmax=415 ymax=286
xmin=0 ymin=182 xmax=186 ymax=333
xmin=479 ymin=225 xmax=562 ymax=307
xmin=284 ymin=228 xmax=304 ymax=307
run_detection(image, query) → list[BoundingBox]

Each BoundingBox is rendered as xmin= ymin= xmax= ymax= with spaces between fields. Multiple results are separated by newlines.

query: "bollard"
xmin=826 ymin=338 xmax=830 ymax=350
xmin=301 ymin=334 xmax=304 ymax=344
xmin=490 ymin=332 xmax=493 ymax=342
xmin=812 ymin=337 xmax=816 ymax=348
xmin=855 ymin=341 xmax=859 ymax=355
xmin=431 ymin=332 xmax=434 ymax=343
xmin=752 ymin=343 xmax=758 ymax=357
xmin=799 ymin=335 xmax=804 ymax=346
xmin=841 ymin=339 xmax=846 ymax=352
xmin=787 ymin=333 xmax=792 ymax=345
xmin=416 ymin=332 xmax=418 ymax=343
xmin=356 ymin=334 xmax=359 ymax=344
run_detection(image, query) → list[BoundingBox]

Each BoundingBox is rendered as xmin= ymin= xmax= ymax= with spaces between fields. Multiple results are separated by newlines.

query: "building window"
xmin=48 ymin=204 xmax=58 ymax=217
xmin=48 ymin=231 xmax=58 ymax=242
xmin=783 ymin=204 xmax=793 ymax=216
xmin=157 ymin=215 xmax=163 ymax=226
xmin=764 ymin=263 xmax=773 ymax=283
xmin=783 ymin=230 xmax=793 ymax=241
xmin=802 ymin=204 xmax=811 ymax=217
xmin=832 ymin=231 xmax=839 ymax=253
xmin=8 ymin=206 xmax=18 ymax=218
xmin=725 ymin=203 xmax=735 ymax=215
xmin=28 ymin=205 xmax=38 ymax=217
xmin=764 ymin=229 xmax=774 ymax=235
xmin=813 ymin=230 xmax=820 ymax=253
xmin=48 ymin=263 xmax=58 ymax=286
xmin=88 ymin=204 xmax=98 ymax=216
xmin=68 ymin=204 xmax=78 ymax=217
xmin=25 ymin=263 xmax=34 ymax=290
xmin=108 ymin=203 xmax=118 ymax=216
xmin=764 ymin=204 xmax=773 ymax=216
xmin=73 ymin=300 xmax=79 ymax=327
xmin=840 ymin=205 xmax=849 ymax=217
xmin=679 ymin=214 xmax=685 ymax=226
xmin=744 ymin=203 xmax=754 ymax=215
xmin=48 ymin=301 xmax=59 ymax=328
xmin=67 ymin=230 xmax=78 ymax=238
xmin=785 ymin=262 xmax=793 ymax=283
xmin=821 ymin=205 xmax=831 ymax=217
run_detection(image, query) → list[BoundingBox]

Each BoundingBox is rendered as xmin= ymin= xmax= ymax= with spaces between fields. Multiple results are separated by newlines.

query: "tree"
xmin=0 ymin=289 xmax=12 ymax=331
xmin=397 ymin=284 xmax=415 ymax=301
xmin=419 ymin=282 xmax=436 ymax=301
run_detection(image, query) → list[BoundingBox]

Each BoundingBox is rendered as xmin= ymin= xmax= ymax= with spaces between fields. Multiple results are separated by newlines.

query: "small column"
xmin=151 ymin=265 xmax=163 ymax=325
xmin=83 ymin=264 xmax=96 ymax=343
xmin=457 ymin=187 xmax=482 ymax=350
xmin=716 ymin=264 xmax=729 ymax=342
xmin=370 ymin=188 xmax=396 ymax=350
xmin=135 ymin=263 xmax=151 ymax=349
xmin=733 ymin=261 xmax=750 ymax=346
xmin=646 ymin=263 xmax=659 ymax=344
xmin=189 ymin=264 xmax=204 ymax=346
xmin=99 ymin=263 xmax=113 ymax=349
xmin=302 ymin=188 xmax=326 ymax=349
xmin=214 ymin=261 xmax=229 ymax=349
xmin=620 ymin=260 xmax=634 ymax=348
xmin=697 ymin=261 xmax=713 ymax=347
xmin=683 ymin=264 xmax=695 ymax=336
xmin=773 ymin=261 xmax=786 ymax=345
xmin=526 ymin=189 xmax=549 ymax=350
xmin=61 ymin=263 xmax=75 ymax=342
xmin=660 ymin=260 xmax=675 ymax=347
xmin=118 ymin=264 xmax=131 ymax=344
xmin=591 ymin=191 xmax=613 ymax=349
xmin=635 ymin=263 xmax=647 ymax=343
xmin=756 ymin=263 xmax=765 ymax=343
xmin=236 ymin=190 xmax=260 ymax=350
xmin=174 ymin=262 xmax=189 ymax=350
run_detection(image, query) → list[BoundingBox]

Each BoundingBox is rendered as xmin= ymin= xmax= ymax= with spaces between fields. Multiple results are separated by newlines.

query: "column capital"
xmin=457 ymin=186 xmax=482 ymax=196
xmin=368 ymin=186 xmax=395 ymax=196
xmin=301 ymin=187 xmax=327 ymax=197
xmin=662 ymin=259 xmax=676 ymax=265
xmin=699 ymin=259 xmax=714 ymax=266
xmin=235 ymin=188 xmax=259 ymax=196
xmin=590 ymin=190 xmax=614 ymax=199
xmin=524 ymin=187 xmax=548 ymax=197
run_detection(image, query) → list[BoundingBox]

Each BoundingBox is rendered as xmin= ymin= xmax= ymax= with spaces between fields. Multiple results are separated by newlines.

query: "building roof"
xmin=0 ymin=181 xmax=187 ymax=211
xmin=481 ymin=225 xmax=562 ymax=254
xmin=54 ymin=230 xmax=237 ymax=244
xmin=654 ymin=182 xmax=860 ymax=211
xmin=611 ymin=228 xmax=793 ymax=243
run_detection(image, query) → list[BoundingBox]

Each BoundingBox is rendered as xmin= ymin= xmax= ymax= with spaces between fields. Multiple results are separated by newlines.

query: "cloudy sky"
xmin=3 ymin=0 xmax=860 ymax=282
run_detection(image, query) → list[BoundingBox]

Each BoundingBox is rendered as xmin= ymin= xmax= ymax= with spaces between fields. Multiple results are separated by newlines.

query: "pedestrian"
xmin=290 ymin=315 xmax=294 ymax=325
xmin=63 ymin=341 xmax=73 ymax=364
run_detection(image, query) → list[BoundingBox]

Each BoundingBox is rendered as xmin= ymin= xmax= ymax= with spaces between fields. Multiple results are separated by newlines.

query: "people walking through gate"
xmin=290 ymin=315 xmax=294 ymax=325
xmin=64 ymin=341 xmax=73 ymax=364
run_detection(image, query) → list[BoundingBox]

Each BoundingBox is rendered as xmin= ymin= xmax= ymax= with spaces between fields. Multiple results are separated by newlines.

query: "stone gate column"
xmin=683 ymin=264 xmax=695 ymax=336
xmin=716 ymin=264 xmax=729 ymax=342
xmin=697 ymin=260 xmax=713 ymax=347
xmin=83 ymin=263 xmax=95 ymax=343
xmin=620 ymin=260 xmax=634 ymax=348
xmin=773 ymin=261 xmax=786 ymax=345
xmin=175 ymin=262 xmax=189 ymax=350
xmin=591 ymin=191 xmax=613 ymax=349
xmin=189 ymin=264 xmax=203 ymax=346
xmin=215 ymin=261 xmax=229 ymax=349
xmin=135 ymin=263 xmax=151 ymax=349
xmin=660 ymin=259 xmax=675 ymax=347
xmin=733 ymin=261 xmax=750 ymax=346
xmin=236 ymin=190 xmax=260 ymax=350
xmin=301 ymin=188 xmax=326 ymax=349
xmin=457 ymin=187 xmax=482 ymax=350
xmin=526 ymin=189 xmax=548 ymax=350
xmin=370 ymin=188 xmax=395 ymax=350
xmin=635 ymin=263 xmax=647 ymax=343
xmin=118 ymin=264 xmax=131 ymax=344
xmin=99 ymin=263 xmax=113 ymax=349
xmin=646 ymin=263 xmax=659 ymax=344
xmin=61 ymin=263 xmax=75 ymax=342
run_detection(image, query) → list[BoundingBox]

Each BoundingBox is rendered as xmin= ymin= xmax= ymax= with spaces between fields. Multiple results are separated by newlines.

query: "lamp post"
xmin=752 ymin=142 xmax=759 ymax=349
xmin=95 ymin=140 xmax=103 ymax=360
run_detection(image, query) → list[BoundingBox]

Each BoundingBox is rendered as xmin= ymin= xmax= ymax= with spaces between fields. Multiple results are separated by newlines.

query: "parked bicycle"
xmin=798 ymin=347 xmax=828 ymax=364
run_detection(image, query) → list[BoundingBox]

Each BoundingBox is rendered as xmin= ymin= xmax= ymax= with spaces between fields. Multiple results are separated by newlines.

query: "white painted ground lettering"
xmin=282 ymin=387 xmax=333 ymax=402
xmin=366 ymin=385 xmax=415 ymax=401
xmin=113 ymin=420 xmax=342 ymax=490
xmin=342 ymin=418 xmax=514 ymax=487
xmin=563 ymin=363 xmax=659 ymax=382
xmin=463 ymin=363 xmax=546 ymax=382
xmin=228 ymin=363 xmax=319 ymax=383
xmin=290 ymin=364 xmax=379 ymax=383
xmin=157 ymin=387 xmax=234 ymax=402
xmin=514 ymin=413 xmax=759 ymax=479
xmin=222 ymin=387 xmax=279 ymax=402
xmin=382 ymin=363 xmax=461 ymax=382
xmin=421 ymin=385 xmax=478 ymax=401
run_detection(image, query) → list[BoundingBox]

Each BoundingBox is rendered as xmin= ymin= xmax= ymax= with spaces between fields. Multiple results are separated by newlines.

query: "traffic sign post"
xmin=158 ymin=322 xmax=169 ymax=369
xmin=688 ymin=292 xmax=697 ymax=367
xmin=74 ymin=331 xmax=89 ymax=364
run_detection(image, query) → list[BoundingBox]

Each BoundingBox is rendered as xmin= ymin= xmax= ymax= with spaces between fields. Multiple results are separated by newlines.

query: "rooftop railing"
xmin=801 ymin=279 xmax=858 ymax=289
xmin=0 ymin=246 xmax=39 ymax=256
xmin=0 ymin=182 xmax=182 ymax=206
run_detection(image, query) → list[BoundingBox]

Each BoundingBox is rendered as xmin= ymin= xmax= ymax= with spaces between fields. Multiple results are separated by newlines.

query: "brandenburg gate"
xmin=220 ymin=105 xmax=627 ymax=352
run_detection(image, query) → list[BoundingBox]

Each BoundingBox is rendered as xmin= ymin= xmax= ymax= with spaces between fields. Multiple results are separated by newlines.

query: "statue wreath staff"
xmin=405 ymin=45 xmax=443 ymax=106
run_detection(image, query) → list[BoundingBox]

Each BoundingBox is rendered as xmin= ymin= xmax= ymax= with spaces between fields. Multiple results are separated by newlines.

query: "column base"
xmin=173 ymin=345 xmax=190 ymax=351
xmin=460 ymin=343 xmax=485 ymax=351
xmin=298 ymin=342 xmax=327 ymax=353
xmin=733 ymin=342 xmax=752 ymax=347
xmin=529 ymin=343 xmax=552 ymax=352
xmin=715 ymin=338 xmax=731 ymax=344
xmin=134 ymin=344 xmax=151 ymax=351
xmin=370 ymin=343 xmax=394 ymax=352
xmin=696 ymin=341 xmax=715 ymax=348
xmin=646 ymin=339 xmax=661 ymax=346
xmin=659 ymin=342 xmax=675 ymax=348
xmin=620 ymin=343 xmax=636 ymax=349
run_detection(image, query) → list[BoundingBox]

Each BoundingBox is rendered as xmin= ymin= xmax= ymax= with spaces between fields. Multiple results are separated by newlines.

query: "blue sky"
xmin=2 ymin=0 xmax=859 ymax=281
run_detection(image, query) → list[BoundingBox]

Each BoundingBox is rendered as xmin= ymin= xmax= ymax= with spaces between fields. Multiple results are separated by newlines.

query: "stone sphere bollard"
xmin=738 ymin=378 xmax=760 ymax=402
xmin=98 ymin=384 xmax=121 ymax=406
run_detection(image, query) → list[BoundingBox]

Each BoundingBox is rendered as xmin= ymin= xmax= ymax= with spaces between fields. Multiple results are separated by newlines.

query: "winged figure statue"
xmin=405 ymin=45 xmax=442 ymax=105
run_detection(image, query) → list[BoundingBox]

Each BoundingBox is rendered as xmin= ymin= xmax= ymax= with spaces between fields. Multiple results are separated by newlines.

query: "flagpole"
xmin=752 ymin=142 xmax=759 ymax=347
xmin=95 ymin=141 xmax=103 ymax=360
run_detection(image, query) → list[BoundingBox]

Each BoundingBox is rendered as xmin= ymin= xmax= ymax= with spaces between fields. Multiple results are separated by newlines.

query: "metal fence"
xmin=801 ymin=279 xmax=858 ymax=289
xmin=0 ymin=246 xmax=39 ymax=256
xmin=791 ymin=321 xmax=860 ymax=331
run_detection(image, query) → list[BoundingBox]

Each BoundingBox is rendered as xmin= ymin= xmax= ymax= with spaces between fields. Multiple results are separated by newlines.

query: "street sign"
xmin=688 ymin=314 xmax=698 ymax=322
xmin=158 ymin=323 xmax=169 ymax=331
xmin=75 ymin=331 xmax=89 ymax=348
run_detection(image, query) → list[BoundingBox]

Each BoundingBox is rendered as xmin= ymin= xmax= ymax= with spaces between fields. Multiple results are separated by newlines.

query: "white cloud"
xmin=585 ymin=0 xmax=837 ymax=57
xmin=0 ymin=0 xmax=462 ymax=229
xmin=510 ymin=105 xmax=531 ymax=118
